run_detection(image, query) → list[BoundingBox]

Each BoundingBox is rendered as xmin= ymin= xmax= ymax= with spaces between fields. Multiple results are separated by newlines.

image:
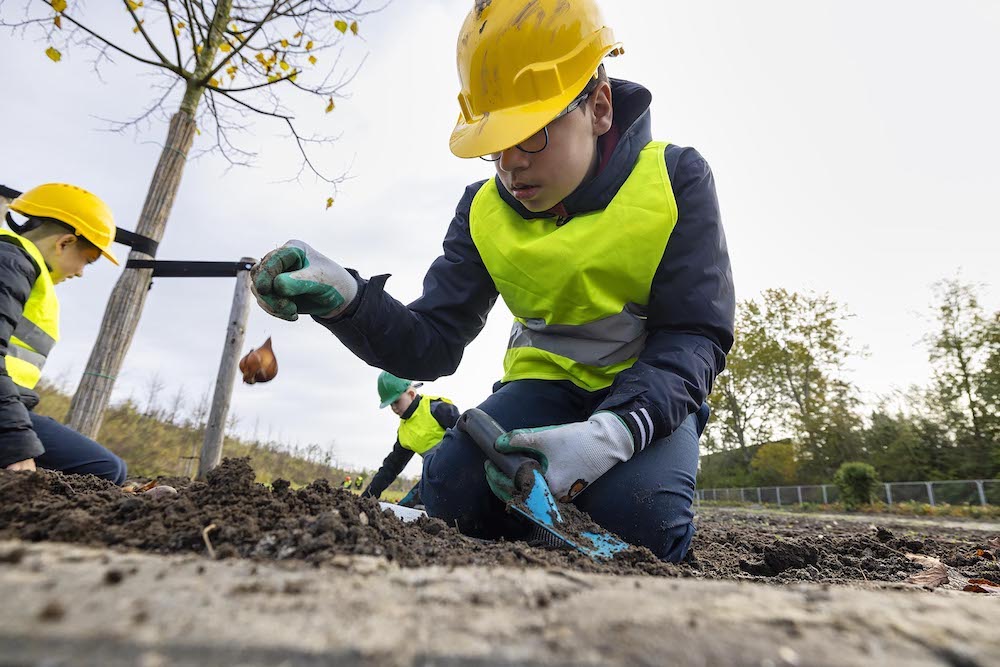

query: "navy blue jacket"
xmin=319 ymin=79 xmax=735 ymax=446
xmin=0 ymin=238 xmax=46 ymax=467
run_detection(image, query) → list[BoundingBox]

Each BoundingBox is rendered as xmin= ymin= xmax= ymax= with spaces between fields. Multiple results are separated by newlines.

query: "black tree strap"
xmin=114 ymin=228 xmax=160 ymax=257
xmin=125 ymin=259 xmax=254 ymax=278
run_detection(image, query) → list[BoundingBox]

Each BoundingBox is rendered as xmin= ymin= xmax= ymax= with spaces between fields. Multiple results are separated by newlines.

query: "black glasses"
xmin=480 ymin=90 xmax=592 ymax=162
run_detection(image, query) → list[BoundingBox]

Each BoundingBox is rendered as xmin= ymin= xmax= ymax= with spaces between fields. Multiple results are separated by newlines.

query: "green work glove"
xmin=251 ymin=240 xmax=359 ymax=321
xmin=484 ymin=443 xmax=549 ymax=504
xmin=485 ymin=412 xmax=633 ymax=503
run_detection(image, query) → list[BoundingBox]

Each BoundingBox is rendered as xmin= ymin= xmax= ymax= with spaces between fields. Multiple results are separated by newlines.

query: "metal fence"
xmin=696 ymin=479 xmax=999 ymax=507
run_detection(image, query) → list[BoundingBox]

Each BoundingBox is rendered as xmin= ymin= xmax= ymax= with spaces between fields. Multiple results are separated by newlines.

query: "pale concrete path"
xmin=698 ymin=505 xmax=1000 ymax=533
xmin=1 ymin=540 xmax=997 ymax=666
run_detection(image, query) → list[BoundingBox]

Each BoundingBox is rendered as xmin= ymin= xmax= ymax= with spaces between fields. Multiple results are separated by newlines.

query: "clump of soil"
xmin=2 ymin=460 xmax=996 ymax=585
xmin=0 ymin=459 xmax=674 ymax=576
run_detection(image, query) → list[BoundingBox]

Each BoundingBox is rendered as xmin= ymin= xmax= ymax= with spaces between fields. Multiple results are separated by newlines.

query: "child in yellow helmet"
xmin=1 ymin=184 xmax=127 ymax=483
xmin=251 ymin=0 xmax=734 ymax=562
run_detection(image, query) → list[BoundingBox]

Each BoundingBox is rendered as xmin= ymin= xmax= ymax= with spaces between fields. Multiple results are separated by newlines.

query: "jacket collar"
xmin=494 ymin=78 xmax=653 ymax=221
xmin=400 ymin=394 xmax=421 ymax=420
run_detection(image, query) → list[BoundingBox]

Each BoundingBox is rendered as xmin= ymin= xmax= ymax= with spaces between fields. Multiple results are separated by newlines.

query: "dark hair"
xmin=20 ymin=216 xmax=98 ymax=251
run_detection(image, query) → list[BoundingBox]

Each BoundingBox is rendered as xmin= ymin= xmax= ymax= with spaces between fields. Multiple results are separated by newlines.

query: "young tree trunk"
xmin=197 ymin=260 xmax=253 ymax=480
xmin=66 ymin=111 xmax=197 ymax=438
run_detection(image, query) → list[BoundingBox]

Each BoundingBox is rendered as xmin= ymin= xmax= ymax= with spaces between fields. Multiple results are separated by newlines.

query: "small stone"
xmin=143 ymin=485 xmax=178 ymax=500
xmin=38 ymin=601 xmax=65 ymax=622
xmin=104 ymin=568 xmax=124 ymax=585
xmin=358 ymin=512 xmax=369 ymax=526
xmin=779 ymin=646 xmax=800 ymax=666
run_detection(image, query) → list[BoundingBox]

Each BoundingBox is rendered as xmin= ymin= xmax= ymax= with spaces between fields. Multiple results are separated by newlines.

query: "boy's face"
xmin=391 ymin=388 xmax=416 ymax=417
xmin=46 ymin=234 xmax=101 ymax=284
xmin=493 ymin=82 xmax=614 ymax=213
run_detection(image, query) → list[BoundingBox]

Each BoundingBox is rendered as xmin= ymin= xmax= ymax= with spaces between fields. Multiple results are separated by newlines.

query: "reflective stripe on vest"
xmin=470 ymin=141 xmax=678 ymax=391
xmin=0 ymin=228 xmax=60 ymax=390
xmin=397 ymin=395 xmax=453 ymax=456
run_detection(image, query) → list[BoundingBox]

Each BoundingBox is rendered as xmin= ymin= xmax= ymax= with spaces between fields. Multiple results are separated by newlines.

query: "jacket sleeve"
xmin=361 ymin=441 xmax=415 ymax=499
xmin=0 ymin=242 xmax=46 ymax=467
xmin=314 ymin=181 xmax=500 ymax=380
xmin=429 ymin=399 xmax=461 ymax=430
xmin=597 ymin=146 xmax=735 ymax=447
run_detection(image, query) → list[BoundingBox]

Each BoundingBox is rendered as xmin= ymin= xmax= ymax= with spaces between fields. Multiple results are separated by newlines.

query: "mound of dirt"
xmin=2 ymin=460 xmax=997 ymax=586
xmin=0 ymin=459 xmax=677 ymax=576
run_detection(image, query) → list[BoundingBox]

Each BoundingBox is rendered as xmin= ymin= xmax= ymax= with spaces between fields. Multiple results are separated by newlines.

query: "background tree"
xmin=923 ymin=278 xmax=998 ymax=477
xmin=757 ymin=289 xmax=864 ymax=479
xmin=750 ymin=440 xmax=798 ymax=486
xmin=1 ymin=0 xmax=374 ymax=438
xmin=706 ymin=299 xmax=788 ymax=469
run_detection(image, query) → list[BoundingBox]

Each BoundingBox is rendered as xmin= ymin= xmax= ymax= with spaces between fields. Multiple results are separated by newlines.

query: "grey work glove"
xmin=488 ymin=412 xmax=635 ymax=502
xmin=251 ymin=240 xmax=359 ymax=321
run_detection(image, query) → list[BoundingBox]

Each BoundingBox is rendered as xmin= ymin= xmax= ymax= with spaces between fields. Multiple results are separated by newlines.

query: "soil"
xmin=2 ymin=458 xmax=998 ymax=587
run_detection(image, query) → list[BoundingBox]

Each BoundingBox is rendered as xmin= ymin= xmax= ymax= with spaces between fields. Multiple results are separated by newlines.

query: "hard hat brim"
xmin=378 ymin=381 xmax=423 ymax=409
xmin=449 ymin=85 xmax=586 ymax=160
xmin=101 ymin=247 xmax=120 ymax=266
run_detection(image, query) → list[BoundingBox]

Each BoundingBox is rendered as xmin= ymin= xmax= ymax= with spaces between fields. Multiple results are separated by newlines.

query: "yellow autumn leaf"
xmin=308 ymin=55 xmax=317 ymax=65
xmin=334 ymin=20 xmax=348 ymax=33
xmin=125 ymin=0 xmax=144 ymax=8
xmin=173 ymin=28 xmax=180 ymax=36
xmin=195 ymin=43 xmax=203 ymax=53
xmin=53 ymin=15 xmax=62 ymax=29
xmin=325 ymin=197 xmax=334 ymax=209
xmin=176 ymin=21 xmax=185 ymax=29
xmin=279 ymin=60 xmax=289 ymax=71
xmin=350 ymin=21 xmax=359 ymax=36
xmin=288 ymin=72 xmax=297 ymax=82
xmin=293 ymin=31 xmax=303 ymax=38
xmin=52 ymin=0 xmax=67 ymax=12
xmin=195 ymin=126 xmax=201 ymax=136
xmin=306 ymin=40 xmax=314 ymax=51
xmin=220 ymin=42 xmax=232 ymax=52
xmin=325 ymin=97 xmax=335 ymax=113
xmin=226 ymin=65 xmax=237 ymax=79
xmin=268 ymin=74 xmax=279 ymax=82
xmin=208 ymin=77 xmax=219 ymax=87
xmin=45 ymin=46 xmax=62 ymax=62
xmin=255 ymin=52 xmax=266 ymax=64
xmin=280 ymin=39 xmax=289 ymax=48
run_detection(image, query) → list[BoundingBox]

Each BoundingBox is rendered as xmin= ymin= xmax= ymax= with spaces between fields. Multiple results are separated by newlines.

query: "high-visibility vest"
xmin=0 ymin=229 xmax=60 ymax=390
xmin=469 ymin=141 xmax=678 ymax=391
xmin=397 ymin=396 xmax=454 ymax=455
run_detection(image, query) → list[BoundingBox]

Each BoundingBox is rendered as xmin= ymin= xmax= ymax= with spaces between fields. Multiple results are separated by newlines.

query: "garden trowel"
xmin=457 ymin=408 xmax=630 ymax=560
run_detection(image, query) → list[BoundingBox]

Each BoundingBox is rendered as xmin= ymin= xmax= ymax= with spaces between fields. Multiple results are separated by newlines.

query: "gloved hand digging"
xmin=485 ymin=412 xmax=634 ymax=503
xmin=251 ymin=240 xmax=358 ymax=321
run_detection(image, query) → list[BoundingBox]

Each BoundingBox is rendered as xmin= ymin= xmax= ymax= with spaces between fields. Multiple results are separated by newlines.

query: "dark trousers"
xmin=419 ymin=380 xmax=701 ymax=562
xmin=31 ymin=414 xmax=128 ymax=485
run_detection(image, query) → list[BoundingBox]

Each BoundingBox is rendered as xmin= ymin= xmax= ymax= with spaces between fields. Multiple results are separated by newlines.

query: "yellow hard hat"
xmin=449 ymin=0 xmax=623 ymax=159
xmin=10 ymin=183 xmax=119 ymax=265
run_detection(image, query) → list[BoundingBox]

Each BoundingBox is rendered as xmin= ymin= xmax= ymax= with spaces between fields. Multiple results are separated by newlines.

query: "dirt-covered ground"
xmin=1 ymin=460 xmax=999 ymax=665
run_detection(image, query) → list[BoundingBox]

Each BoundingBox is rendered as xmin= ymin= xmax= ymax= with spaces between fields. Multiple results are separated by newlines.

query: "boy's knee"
xmin=654 ymin=521 xmax=695 ymax=563
xmin=110 ymin=456 xmax=128 ymax=486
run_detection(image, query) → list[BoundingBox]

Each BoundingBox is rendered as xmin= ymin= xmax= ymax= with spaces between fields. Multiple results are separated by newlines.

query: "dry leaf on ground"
xmin=905 ymin=553 xmax=950 ymax=588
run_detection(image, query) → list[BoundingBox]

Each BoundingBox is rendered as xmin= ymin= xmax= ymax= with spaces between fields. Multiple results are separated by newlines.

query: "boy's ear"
xmin=592 ymin=81 xmax=614 ymax=137
xmin=55 ymin=233 xmax=79 ymax=253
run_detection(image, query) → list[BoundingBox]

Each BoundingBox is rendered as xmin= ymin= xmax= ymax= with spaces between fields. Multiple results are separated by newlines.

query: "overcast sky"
xmin=2 ymin=1 xmax=998 ymax=477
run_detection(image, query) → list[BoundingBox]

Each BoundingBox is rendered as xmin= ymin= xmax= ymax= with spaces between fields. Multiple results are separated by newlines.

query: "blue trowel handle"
xmin=457 ymin=409 xmax=541 ymax=480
